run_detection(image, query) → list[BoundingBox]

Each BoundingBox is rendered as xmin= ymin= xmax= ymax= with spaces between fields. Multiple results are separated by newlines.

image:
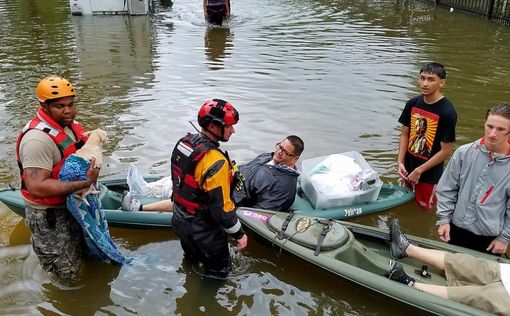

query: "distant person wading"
xmin=203 ymin=0 xmax=230 ymax=26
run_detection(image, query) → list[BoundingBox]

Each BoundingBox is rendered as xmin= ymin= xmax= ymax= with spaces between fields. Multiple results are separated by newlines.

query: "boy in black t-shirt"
xmin=397 ymin=63 xmax=457 ymax=208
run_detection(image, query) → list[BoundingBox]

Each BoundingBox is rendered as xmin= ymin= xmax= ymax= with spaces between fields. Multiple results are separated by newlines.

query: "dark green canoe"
xmin=237 ymin=208 xmax=505 ymax=316
xmin=0 ymin=176 xmax=413 ymax=228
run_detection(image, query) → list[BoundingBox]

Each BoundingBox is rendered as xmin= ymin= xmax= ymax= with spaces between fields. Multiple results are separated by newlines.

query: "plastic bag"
xmin=146 ymin=176 xmax=173 ymax=199
xmin=310 ymin=154 xmax=362 ymax=178
xmin=309 ymin=154 xmax=380 ymax=194
xmin=310 ymin=173 xmax=354 ymax=195
xmin=351 ymin=169 xmax=380 ymax=191
xmin=126 ymin=164 xmax=173 ymax=199
xmin=127 ymin=164 xmax=151 ymax=197
xmin=310 ymin=154 xmax=363 ymax=194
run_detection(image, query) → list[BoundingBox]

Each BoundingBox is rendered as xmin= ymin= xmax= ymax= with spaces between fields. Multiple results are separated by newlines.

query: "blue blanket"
xmin=58 ymin=155 xmax=132 ymax=265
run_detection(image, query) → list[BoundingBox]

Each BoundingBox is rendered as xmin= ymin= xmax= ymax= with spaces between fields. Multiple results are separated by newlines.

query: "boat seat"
xmin=268 ymin=213 xmax=349 ymax=251
xmin=98 ymin=184 xmax=162 ymax=210
xmin=98 ymin=184 xmax=124 ymax=209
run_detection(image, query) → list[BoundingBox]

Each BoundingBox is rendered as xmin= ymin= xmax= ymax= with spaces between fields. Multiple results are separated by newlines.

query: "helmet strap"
xmin=205 ymin=123 xmax=227 ymax=142
xmin=219 ymin=125 xmax=227 ymax=142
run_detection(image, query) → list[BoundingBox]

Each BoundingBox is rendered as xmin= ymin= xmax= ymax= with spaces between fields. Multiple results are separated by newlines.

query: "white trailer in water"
xmin=69 ymin=0 xmax=152 ymax=15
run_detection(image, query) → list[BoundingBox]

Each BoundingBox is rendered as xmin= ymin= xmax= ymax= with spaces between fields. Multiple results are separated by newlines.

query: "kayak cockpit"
xmin=265 ymin=212 xmax=442 ymax=281
xmin=268 ymin=212 xmax=349 ymax=251
xmin=266 ymin=212 xmax=389 ymax=275
xmin=98 ymin=184 xmax=125 ymax=209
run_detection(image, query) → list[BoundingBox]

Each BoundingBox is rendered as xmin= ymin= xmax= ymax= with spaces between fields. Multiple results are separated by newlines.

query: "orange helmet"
xmin=36 ymin=76 xmax=76 ymax=102
xmin=198 ymin=99 xmax=239 ymax=128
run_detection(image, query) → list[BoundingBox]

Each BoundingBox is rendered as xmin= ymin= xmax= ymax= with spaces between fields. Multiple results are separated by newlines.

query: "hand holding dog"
xmin=86 ymin=158 xmax=100 ymax=186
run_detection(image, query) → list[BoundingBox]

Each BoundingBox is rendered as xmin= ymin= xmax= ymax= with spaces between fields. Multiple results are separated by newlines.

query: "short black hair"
xmin=285 ymin=135 xmax=304 ymax=156
xmin=420 ymin=62 xmax=446 ymax=79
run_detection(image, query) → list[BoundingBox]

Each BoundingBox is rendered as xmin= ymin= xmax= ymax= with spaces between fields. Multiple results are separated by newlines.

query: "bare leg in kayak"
xmin=122 ymin=192 xmax=173 ymax=212
xmin=386 ymin=218 xmax=509 ymax=314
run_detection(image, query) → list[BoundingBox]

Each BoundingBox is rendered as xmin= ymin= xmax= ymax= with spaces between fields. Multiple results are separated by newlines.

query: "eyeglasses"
xmin=275 ymin=142 xmax=296 ymax=158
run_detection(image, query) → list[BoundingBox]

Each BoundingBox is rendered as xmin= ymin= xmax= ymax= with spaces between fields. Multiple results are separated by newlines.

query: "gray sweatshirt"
xmin=436 ymin=138 xmax=510 ymax=244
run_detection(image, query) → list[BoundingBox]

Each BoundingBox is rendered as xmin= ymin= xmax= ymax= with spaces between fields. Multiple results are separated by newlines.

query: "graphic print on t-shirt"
xmin=407 ymin=107 xmax=438 ymax=160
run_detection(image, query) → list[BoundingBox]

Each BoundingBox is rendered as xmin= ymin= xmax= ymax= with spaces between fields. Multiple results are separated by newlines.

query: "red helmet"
xmin=197 ymin=99 xmax=239 ymax=128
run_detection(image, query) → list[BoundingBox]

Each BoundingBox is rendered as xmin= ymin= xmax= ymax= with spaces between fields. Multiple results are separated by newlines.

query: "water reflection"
xmin=0 ymin=207 xmax=22 ymax=246
xmin=70 ymin=14 xmax=157 ymax=148
xmin=204 ymin=26 xmax=233 ymax=70
xmin=175 ymin=260 xmax=227 ymax=314
xmin=0 ymin=0 xmax=79 ymax=185
xmin=2 ymin=0 xmax=510 ymax=314
xmin=107 ymin=241 xmax=182 ymax=315
xmin=0 ymin=245 xmax=48 ymax=315
xmin=42 ymin=261 xmax=120 ymax=315
xmin=0 ymin=8 xmax=159 ymax=184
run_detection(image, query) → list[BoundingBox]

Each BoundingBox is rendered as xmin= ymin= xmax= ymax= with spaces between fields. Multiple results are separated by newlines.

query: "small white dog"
xmin=71 ymin=128 xmax=108 ymax=202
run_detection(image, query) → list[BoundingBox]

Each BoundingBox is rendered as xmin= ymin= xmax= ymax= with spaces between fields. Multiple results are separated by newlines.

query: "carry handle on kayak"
xmin=277 ymin=210 xmax=295 ymax=240
xmin=314 ymin=219 xmax=333 ymax=256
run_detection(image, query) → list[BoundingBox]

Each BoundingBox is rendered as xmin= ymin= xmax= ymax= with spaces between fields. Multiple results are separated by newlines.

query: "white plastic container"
xmin=300 ymin=151 xmax=383 ymax=209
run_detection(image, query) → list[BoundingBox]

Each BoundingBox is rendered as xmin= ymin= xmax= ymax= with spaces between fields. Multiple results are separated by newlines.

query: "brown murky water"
xmin=1 ymin=0 xmax=510 ymax=314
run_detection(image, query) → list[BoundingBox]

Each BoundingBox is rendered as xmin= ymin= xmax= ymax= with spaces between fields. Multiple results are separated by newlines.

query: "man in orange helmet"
xmin=16 ymin=76 xmax=100 ymax=283
xmin=170 ymin=99 xmax=247 ymax=278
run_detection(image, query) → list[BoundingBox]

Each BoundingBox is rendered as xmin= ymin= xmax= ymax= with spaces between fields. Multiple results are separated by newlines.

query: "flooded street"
xmin=1 ymin=0 xmax=510 ymax=314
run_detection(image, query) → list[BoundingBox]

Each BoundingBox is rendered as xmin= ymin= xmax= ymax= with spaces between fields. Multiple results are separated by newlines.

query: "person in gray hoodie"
xmin=436 ymin=103 xmax=510 ymax=255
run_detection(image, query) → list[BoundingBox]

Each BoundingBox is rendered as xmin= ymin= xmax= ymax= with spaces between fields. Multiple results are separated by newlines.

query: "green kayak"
xmin=237 ymin=208 xmax=505 ymax=316
xmin=0 ymin=177 xmax=172 ymax=229
xmin=0 ymin=176 xmax=413 ymax=228
xmin=292 ymin=181 xmax=414 ymax=219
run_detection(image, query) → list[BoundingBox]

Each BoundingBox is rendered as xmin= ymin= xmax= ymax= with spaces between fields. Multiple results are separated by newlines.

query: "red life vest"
xmin=171 ymin=133 xmax=233 ymax=215
xmin=15 ymin=106 xmax=87 ymax=205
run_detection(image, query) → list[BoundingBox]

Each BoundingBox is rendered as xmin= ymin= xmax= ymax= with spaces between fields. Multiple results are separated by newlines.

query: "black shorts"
xmin=207 ymin=7 xmax=226 ymax=26
xmin=449 ymin=223 xmax=496 ymax=254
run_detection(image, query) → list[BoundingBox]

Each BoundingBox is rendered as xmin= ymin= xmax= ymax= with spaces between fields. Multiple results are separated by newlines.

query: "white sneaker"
xmin=122 ymin=192 xmax=141 ymax=212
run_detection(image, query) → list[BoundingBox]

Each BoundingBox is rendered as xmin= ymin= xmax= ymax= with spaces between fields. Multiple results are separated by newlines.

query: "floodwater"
xmin=1 ymin=0 xmax=510 ymax=314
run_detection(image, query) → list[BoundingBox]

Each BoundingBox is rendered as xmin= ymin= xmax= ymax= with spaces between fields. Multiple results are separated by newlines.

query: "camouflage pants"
xmin=25 ymin=207 xmax=85 ymax=281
